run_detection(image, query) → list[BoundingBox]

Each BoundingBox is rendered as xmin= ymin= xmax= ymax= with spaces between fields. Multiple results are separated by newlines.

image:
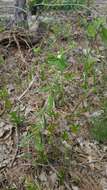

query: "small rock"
xmin=90 ymin=110 xmax=104 ymax=118
xmin=104 ymin=91 xmax=107 ymax=97
xmin=0 ymin=173 xmax=5 ymax=183
xmin=0 ymin=121 xmax=5 ymax=128
xmin=7 ymin=84 xmax=15 ymax=94
xmin=25 ymin=105 xmax=33 ymax=116
xmin=39 ymin=172 xmax=47 ymax=182
xmin=20 ymin=104 xmax=25 ymax=112
xmin=72 ymin=185 xmax=79 ymax=190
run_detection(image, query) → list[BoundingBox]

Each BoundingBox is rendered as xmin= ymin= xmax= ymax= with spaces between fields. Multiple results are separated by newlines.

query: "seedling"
xmin=10 ymin=111 xmax=24 ymax=127
xmin=0 ymin=55 xmax=5 ymax=65
xmin=91 ymin=115 xmax=107 ymax=142
xmin=47 ymin=51 xmax=68 ymax=72
xmin=91 ymin=100 xmax=107 ymax=142
xmin=0 ymin=88 xmax=11 ymax=110
xmin=82 ymin=50 xmax=96 ymax=89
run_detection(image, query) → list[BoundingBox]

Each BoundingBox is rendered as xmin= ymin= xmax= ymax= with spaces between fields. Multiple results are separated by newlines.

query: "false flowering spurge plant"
xmin=20 ymin=51 xmax=73 ymax=163
xmin=28 ymin=50 xmax=82 ymax=166
xmin=21 ymin=53 xmax=67 ymax=158
xmin=10 ymin=111 xmax=24 ymax=127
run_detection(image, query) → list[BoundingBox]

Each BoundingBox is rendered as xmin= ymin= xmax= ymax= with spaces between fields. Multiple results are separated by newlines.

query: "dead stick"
xmin=17 ymin=76 xmax=36 ymax=101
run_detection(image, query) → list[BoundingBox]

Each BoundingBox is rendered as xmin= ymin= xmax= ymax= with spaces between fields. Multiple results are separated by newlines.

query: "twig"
xmin=71 ymin=88 xmax=95 ymax=113
xmin=17 ymin=76 xmax=36 ymax=101
xmin=71 ymin=98 xmax=83 ymax=113
xmin=19 ymin=36 xmax=31 ymax=49
xmin=10 ymin=126 xmax=19 ymax=167
xmin=0 ymin=101 xmax=5 ymax=116
xmin=0 ymin=128 xmax=12 ymax=142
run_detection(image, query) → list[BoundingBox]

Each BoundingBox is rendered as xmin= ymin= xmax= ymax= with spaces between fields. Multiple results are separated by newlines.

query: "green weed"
xmin=10 ymin=111 xmax=24 ymax=127
xmin=26 ymin=179 xmax=41 ymax=190
xmin=91 ymin=100 xmax=107 ymax=142
xmin=91 ymin=115 xmax=107 ymax=142
xmin=82 ymin=50 xmax=96 ymax=89
xmin=0 ymin=88 xmax=11 ymax=110
xmin=47 ymin=52 xmax=68 ymax=72
xmin=0 ymin=55 xmax=5 ymax=65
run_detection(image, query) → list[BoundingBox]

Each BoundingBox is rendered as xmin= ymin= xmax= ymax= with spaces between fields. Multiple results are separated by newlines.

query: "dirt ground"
xmin=0 ymin=3 xmax=107 ymax=190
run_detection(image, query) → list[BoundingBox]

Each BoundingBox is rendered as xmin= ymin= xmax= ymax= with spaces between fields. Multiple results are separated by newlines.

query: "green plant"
xmin=0 ymin=55 xmax=5 ymax=65
xmin=0 ymin=88 xmax=8 ymax=99
xmin=28 ymin=0 xmax=88 ymax=13
xmin=33 ymin=46 xmax=41 ymax=54
xmin=58 ymin=169 xmax=65 ymax=184
xmin=100 ymin=25 xmax=107 ymax=45
xmin=81 ymin=50 xmax=96 ymax=89
xmin=70 ymin=124 xmax=80 ymax=134
xmin=47 ymin=51 xmax=68 ymax=72
xmin=22 ymin=51 xmax=69 ymax=161
xmin=86 ymin=17 xmax=107 ymax=45
xmin=91 ymin=115 xmax=107 ymax=142
xmin=30 ymin=122 xmax=45 ymax=152
xmin=26 ymin=180 xmax=41 ymax=190
xmin=10 ymin=111 xmax=24 ymax=126
xmin=91 ymin=100 xmax=107 ymax=142
xmin=0 ymin=20 xmax=5 ymax=32
xmin=28 ymin=64 xmax=35 ymax=82
xmin=87 ymin=19 xmax=101 ymax=38
xmin=0 ymin=88 xmax=11 ymax=110
xmin=51 ymin=22 xmax=72 ymax=40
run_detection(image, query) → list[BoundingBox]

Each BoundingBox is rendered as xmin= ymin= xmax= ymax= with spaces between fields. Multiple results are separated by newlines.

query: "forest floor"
xmin=0 ymin=4 xmax=107 ymax=190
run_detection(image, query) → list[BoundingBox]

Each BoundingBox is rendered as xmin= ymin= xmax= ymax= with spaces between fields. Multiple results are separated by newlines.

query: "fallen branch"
xmin=0 ymin=29 xmax=43 ymax=47
xmin=13 ymin=33 xmax=26 ymax=64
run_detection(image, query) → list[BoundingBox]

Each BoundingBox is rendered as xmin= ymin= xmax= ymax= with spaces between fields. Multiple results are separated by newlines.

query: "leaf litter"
xmin=0 ymin=9 xmax=107 ymax=190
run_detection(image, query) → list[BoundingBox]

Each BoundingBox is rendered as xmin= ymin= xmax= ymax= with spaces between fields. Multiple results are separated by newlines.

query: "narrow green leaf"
xmin=100 ymin=26 xmax=107 ymax=44
xmin=87 ymin=24 xmax=96 ymax=38
xmin=47 ymin=54 xmax=67 ymax=71
xmin=46 ymin=94 xmax=55 ymax=115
